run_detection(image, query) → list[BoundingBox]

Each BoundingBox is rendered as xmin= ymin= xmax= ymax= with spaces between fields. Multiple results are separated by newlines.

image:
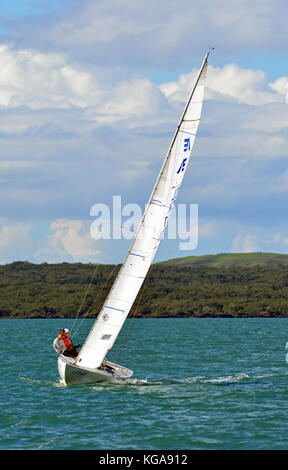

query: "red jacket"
xmin=64 ymin=337 xmax=72 ymax=348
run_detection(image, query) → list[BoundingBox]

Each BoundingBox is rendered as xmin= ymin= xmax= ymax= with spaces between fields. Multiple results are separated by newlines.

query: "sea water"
xmin=1 ymin=317 xmax=288 ymax=450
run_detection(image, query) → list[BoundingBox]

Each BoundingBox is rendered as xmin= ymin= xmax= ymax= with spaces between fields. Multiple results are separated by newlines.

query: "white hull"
xmin=58 ymin=355 xmax=133 ymax=386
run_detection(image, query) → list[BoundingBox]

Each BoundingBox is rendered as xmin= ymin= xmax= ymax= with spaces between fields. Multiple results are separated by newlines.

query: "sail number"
xmin=177 ymin=158 xmax=187 ymax=174
xmin=184 ymin=137 xmax=190 ymax=152
xmin=176 ymin=138 xmax=191 ymax=174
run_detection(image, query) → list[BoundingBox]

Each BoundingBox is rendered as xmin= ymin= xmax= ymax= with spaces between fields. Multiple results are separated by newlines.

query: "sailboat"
xmin=57 ymin=51 xmax=210 ymax=385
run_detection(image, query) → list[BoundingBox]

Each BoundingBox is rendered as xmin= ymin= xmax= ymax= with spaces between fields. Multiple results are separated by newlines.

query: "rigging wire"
xmin=115 ymin=265 xmax=152 ymax=364
xmin=71 ymin=263 xmax=119 ymax=339
xmin=69 ymin=221 xmax=141 ymax=340
xmin=70 ymin=262 xmax=101 ymax=336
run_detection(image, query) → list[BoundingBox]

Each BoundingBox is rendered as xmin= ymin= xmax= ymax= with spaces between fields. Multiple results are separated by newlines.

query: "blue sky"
xmin=1 ymin=0 xmax=60 ymax=17
xmin=0 ymin=0 xmax=287 ymax=264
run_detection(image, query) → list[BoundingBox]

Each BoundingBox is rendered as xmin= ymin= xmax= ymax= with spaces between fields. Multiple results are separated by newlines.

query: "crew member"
xmin=63 ymin=328 xmax=81 ymax=358
xmin=53 ymin=329 xmax=66 ymax=355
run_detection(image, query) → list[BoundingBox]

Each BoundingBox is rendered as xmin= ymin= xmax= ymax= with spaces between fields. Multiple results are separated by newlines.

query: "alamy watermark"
xmin=90 ymin=196 xmax=198 ymax=251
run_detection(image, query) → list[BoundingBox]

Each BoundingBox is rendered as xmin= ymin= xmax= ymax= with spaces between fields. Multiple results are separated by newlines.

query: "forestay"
xmin=76 ymin=54 xmax=209 ymax=369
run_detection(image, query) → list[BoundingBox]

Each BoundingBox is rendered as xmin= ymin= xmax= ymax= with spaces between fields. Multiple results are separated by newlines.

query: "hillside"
xmin=1 ymin=253 xmax=288 ymax=318
xmin=159 ymin=252 xmax=288 ymax=267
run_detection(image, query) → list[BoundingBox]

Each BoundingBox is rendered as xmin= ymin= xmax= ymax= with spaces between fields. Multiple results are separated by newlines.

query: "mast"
xmin=76 ymin=52 xmax=209 ymax=369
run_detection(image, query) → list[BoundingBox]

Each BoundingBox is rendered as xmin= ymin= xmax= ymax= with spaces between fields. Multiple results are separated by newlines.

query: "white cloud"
xmin=161 ymin=65 xmax=288 ymax=160
xmin=269 ymin=76 xmax=288 ymax=97
xmin=231 ymin=231 xmax=288 ymax=254
xmin=243 ymin=103 xmax=288 ymax=135
xmin=160 ymin=64 xmax=284 ymax=106
xmin=272 ymin=232 xmax=288 ymax=246
xmin=96 ymin=78 xmax=167 ymax=123
xmin=0 ymin=42 xmax=286 ymax=134
xmin=269 ymin=169 xmax=288 ymax=193
xmin=0 ymin=43 xmax=103 ymax=110
xmin=0 ymin=217 xmax=105 ymax=264
xmin=0 ymin=219 xmax=33 ymax=263
xmin=52 ymin=8 xmax=158 ymax=45
xmin=14 ymin=0 xmax=288 ymax=65
xmin=269 ymin=76 xmax=288 ymax=105
xmin=199 ymin=222 xmax=219 ymax=239
xmin=0 ymin=43 xmax=168 ymax=129
xmin=231 ymin=234 xmax=260 ymax=253
xmin=34 ymin=219 xmax=101 ymax=263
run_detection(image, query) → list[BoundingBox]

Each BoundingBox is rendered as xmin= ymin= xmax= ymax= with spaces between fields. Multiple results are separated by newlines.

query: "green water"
xmin=1 ymin=318 xmax=288 ymax=450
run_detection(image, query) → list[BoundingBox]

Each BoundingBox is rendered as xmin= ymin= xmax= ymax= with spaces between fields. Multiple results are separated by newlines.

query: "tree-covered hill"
xmin=1 ymin=253 xmax=288 ymax=318
xmin=159 ymin=252 xmax=288 ymax=267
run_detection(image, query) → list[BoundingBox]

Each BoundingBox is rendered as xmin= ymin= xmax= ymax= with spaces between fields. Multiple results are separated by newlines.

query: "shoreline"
xmin=1 ymin=254 xmax=288 ymax=319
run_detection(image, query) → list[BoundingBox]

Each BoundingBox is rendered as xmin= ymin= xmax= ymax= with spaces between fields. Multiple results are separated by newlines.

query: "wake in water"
xmin=52 ymin=376 xmax=149 ymax=388
xmin=89 ymin=373 xmax=250 ymax=388
xmin=52 ymin=369 xmax=288 ymax=389
xmin=121 ymin=370 xmax=288 ymax=387
xmin=129 ymin=373 xmax=250 ymax=386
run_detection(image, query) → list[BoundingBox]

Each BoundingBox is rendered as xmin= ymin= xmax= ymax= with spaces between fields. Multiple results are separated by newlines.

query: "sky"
xmin=0 ymin=0 xmax=287 ymax=264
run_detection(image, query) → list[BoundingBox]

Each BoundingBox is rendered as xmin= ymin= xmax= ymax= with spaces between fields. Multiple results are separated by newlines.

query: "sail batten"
xmin=76 ymin=54 xmax=209 ymax=370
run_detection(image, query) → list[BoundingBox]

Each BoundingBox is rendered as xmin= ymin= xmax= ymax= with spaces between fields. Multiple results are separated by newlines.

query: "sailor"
xmin=64 ymin=328 xmax=81 ymax=349
xmin=62 ymin=328 xmax=81 ymax=358
xmin=63 ymin=328 xmax=72 ymax=348
xmin=53 ymin=329 xmax=66 ymax=355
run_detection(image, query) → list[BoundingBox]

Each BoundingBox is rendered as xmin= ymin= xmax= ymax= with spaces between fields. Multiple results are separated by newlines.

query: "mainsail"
xmin=76 ymin=53 xmax=209 ymax=369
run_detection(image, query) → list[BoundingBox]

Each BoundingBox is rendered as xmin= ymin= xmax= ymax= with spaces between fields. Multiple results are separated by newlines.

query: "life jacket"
xmin=64 ymin=336 xmax=72 ymax=348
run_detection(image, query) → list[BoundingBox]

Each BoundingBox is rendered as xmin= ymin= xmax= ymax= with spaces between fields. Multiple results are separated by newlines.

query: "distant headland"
xmin=1 ymin=252 xmax=288 ymax=318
